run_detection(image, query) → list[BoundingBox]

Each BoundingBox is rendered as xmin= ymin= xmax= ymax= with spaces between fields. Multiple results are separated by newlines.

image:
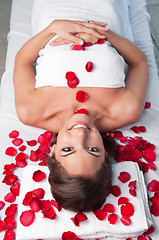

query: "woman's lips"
xmin=69 ymin=121 xmax=91 ymax=130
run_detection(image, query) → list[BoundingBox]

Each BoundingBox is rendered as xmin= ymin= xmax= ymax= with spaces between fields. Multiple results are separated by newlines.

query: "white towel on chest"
xmin=16 ymin=162 xmax=153 ymax=240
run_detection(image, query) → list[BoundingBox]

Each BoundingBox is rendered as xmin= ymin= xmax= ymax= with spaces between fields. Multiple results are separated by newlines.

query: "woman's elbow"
xmin=16 ymin=103 xmax=36 ymax=126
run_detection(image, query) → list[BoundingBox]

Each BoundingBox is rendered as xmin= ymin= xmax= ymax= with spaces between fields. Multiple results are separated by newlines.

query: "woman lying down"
xmin=13 ymin=0 xmax=149 ymax=212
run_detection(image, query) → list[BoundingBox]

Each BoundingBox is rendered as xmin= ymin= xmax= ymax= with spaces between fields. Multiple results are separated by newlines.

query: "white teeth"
xmin=72 ymin=124 xmax=88 ymax=129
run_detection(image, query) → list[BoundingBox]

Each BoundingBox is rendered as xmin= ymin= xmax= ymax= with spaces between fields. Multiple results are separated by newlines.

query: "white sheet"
xmin=0 ymin=0 xmax=159 ymax=239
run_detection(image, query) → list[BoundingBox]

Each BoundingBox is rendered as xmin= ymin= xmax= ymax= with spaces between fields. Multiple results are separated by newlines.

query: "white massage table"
xmin=0 ymin=0 xmax=159 ymax=239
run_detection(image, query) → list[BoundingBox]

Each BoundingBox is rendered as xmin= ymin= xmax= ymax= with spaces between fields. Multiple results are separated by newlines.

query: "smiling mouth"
xmin=69 ymin=121 xmax=91 ymax=130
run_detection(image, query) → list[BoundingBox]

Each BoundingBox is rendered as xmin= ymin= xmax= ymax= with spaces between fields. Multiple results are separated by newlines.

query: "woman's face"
xmin=50 ymin=114 xmax=106 ymax=177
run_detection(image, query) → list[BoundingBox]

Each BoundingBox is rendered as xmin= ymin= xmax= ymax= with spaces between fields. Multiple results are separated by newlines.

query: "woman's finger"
xmin=50 ymin=38 xmax=72 ymax=46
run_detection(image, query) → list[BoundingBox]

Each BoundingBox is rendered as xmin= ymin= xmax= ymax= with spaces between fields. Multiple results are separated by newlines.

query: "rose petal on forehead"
xmin=9 ymin=130 xmax=19 ymax=138
xmin=67 ymin=77 xmax=79 ymax=88
xmin=10 ymin=182 xmax=20 ymax=196
xmin=118 ymin=172 xmax=131 ymax=183
xmin=26 ymin=140 xmax=37 ymax=146
xmin=130 ymin=126 xmax=140 ymax=133
xmin=96 ymin=39 xmax=105 ymax=44
xmin=76 ymin=90 xmax=88 ymax=103
xmin=74 ymin=108 xmax=88 ymax=115
xmin=65 ymin=71 xmax=76 ymax=81
xmin=5 ymin=204 xmax=17 ymax=216
xmin=18 ymin=145 xmax=26 ymax=151
xmin=121 ymin=203 xmax=134 ymax=217
xmin=147 ymin=180 xmax=159 ymax=192
xmin=72 ymin=45 xmax=85 ymax=51
xmin=108 ymin=213 xmax=118 ymax=224
xmin=143 ymin=148 xmax=156 ymax=162
xmin=144 ymin=102 xmax=151 ymax=109
xmin=103 ymin=203 xmax=115 ymax=213
xmin=12 ymin=138 xmax=23 ymax=146
xmin=120 ymin=215 xmax=131 ymax=226
xmin=4 ymin=192 xmax=16 ymax=203
xmin=5 ymin=147 xmax=17 ymax=156
xmin=111 ymin=185 xmax=121 ymax=197
xmin=32 ymin=170 xmax=46 ymax=182
xmin=93 ymin=209 xmax=107 ymax=220
xmin=62 ymin=231 xmax=77 ymax=240
xmin=85 ymin=61 xmax=93 ymax=72
xmin=0 ymin=201 xmax=5 ymax=210
xmin=32 ymin=188 xmax=45 ymax=199
xmin=20 ymin=210 xmax=35 ymax=226
xmin=118 ymin=197 xmax=129 ymax=205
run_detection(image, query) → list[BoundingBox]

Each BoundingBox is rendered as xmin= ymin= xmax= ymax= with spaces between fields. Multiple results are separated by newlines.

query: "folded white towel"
xmin=16 ymin=162 xmax=153 ymax=240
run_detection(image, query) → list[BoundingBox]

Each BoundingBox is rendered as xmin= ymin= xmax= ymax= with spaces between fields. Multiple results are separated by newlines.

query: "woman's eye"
xmin=87 ymin=147 xmax=100 ymax=152
xmin=62 ymin=147 xmax=73 ymax=152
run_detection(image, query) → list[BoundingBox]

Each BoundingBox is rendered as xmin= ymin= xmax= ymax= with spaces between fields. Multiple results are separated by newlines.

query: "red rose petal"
xmin=5 ymin=147 xmax=17 ymax=156
xmin=137 ymin=236 xmax=147 ymax=240
xmin=65 ymin=71 xmax=76 ymax=81
xmin=4 ymin=193 xmax=16 ymax=203
xmin=39 ymin=200 xmax=51 ymax=210
xmin=0 ymin=200 xmax=5 ymax=210
xmin=111 ymin=185 xmax=121 ymax=197
xmin=4 ymin=163 xmax=16 ymax=172
xmin=4 ymin=215 xmax=16 ymax=225
xmin=148 ymin=162 xmax=156 ymax=170
xmin=118 ymin=172 xmax=130 ymax=183
xmin=149 ymin=196 xmax=159 ymax=205
xmin=19 ymin=145 xmax=26 ymax=151
xmin=128 ymin=180 xmax=136 ymax=190
xmin=103 ymin=203 xmax=115 ymax=213
xmin=108 ymin=213 xmax=118 ymax=224
xmin=51 ymin=200 xmax=62 ymax=211
xmin=62 ymin=231 xmax=77 ymax=240
xmin=143 ymin=149 xmax=156 ymax=162
xmin=120 ymin=215 xmax=131 ymax=226
xmin=3 ymin=229 xmax=15 ymax=240
xmin=3 ymin=174 xmax=18 ymax=185
xmin=9 ymin=130 xmax=19 ymax=138
xmin=150 ymin=204 xmax=159 ymax=216
xmin=118 ymin=197 xmax=129 ymax=205
xmin=83 ymin=42 xmax=93 ymax=47
xmin=10 ymin=182 xmax=20 ymax=196
xmin=29 ymin=150 xmax=39 ymax=162
xmin=42 ymin=206 xmax=56 ymax=219
xmin=23 ymin=191 xmax=36 ymax=206
xmin=74 ymin=108 xmax=88 ymax=115
xmin=121 ymin=203 xmax=134 ymax=217
xmin=144 ymin=102 xmax=151 ymax=109
xmin=76 ymin=90 xmax=88 ymax=103
xmin=15 ymin=152 xmax=28 ymax=162
xmin=20 ymin=210 xmax=35 ymax=226
xmin=5 ymin=204 xmax=17 ymax=216
xmin=29 ymin=198 xmax=41 ymax=212
xmin=0 ymin=220 xmax=5 ymax=232
xmin=143 ymin=225 xmax=155 ymax=236
xmin=32 ymin=170 xmax=46 ymax=182
xmin=93 ymin=209 xmax=107 ymax=220
xmin=12 ymin=138 xmax=23 ymax=146
xmin=71 ymin=213 xmax=88 ymax=226
xmin=16 ymin=159 xmax=27 ymax=168
xmin=130 ymin=126 xmax=140 ymax=133
xmin=67 ymin=77 xmax=79 ymax=88
xmin=138 ymin=126 xmax=146 ymax=133
xmin=32 ymin=188 xmax=45 ymax=199
xmin=129 ymin=189 xmax=136 ymax=197
xmin=43 ymin=131 xmax=53 ymax=140
xmin=147 ymin=180 xmax=159 ymax=192
xmin=96 ymin=39 xmax=105 ymax=44
xmin=72 ymin=45 xmax=85 ymax=51
xmin=38 ymin=134 xmax=50 ymax=145
xmin=27 ymin=140 xmax=37 ymax=146
xmin=85 ymin=61 xmax=93 ymax=72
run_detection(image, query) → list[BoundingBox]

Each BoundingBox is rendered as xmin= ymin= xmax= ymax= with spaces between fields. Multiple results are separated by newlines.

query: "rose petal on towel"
xmin=3 ymin=229 xmax=15 ymax=240
xmin=147 ymin=237 xmax=152 ymax=240
xmin=74 ymin=108 xmax=88 ymax=115
xmin=42 ymin=206 xmax=56 ymax=219
xmin=130 ymin=126 xmax=140 ymax=133
xmin=0 ymin=220 xmax=5 ymax=232
xmin=147 ymin=180 xmax=159 ymax=192
xmin=83 ymin=42 xmax=93 ymax=47
xmin=26 ymin=140 xmax=37 ymax=146
xmin=108 ymin=213 xmax=118 ymax=224
xmin=29 ymin=198 xmax=41 ymax=212
xmin=38 ymin=144 xmax=50 ymax=154
xmin=143 ymin=225 xmax=155 ymax=236
xmin=149 ymin=196 xmax=159 ymax=205
xmin=96 ymin=39 xmax=105 ymax=44
xmin=67 ymin=77 xmax=79 ymax=88
xmin=120 ymin=215 xmax=131 ymax=226
xmin=137 ymin=236 xmax=147 ymax=240
xmin=72 ymin=45 xmax=85 ymax=51
xmin=32 ymin=188 xmax=45 ymax=199
xmin=76 ymin=90 xmax=88 ymax=103
xmin=39 ymin=200 xmax=51 ymax=210
xmin=71 ymin=213 xmax=88 ymax=226
xmin=12 ymin=138 xmax=23 ymax=146
xmin=62 ymin=231 xmax=77 ymax=240
xmin=38 ymin=134 xmax=50 ymax=146
xmin=128 ymin=180 xmax=136 ymax=190
xmin=5 ymin=147 xmax=17 ymax=156
xmin=114 ymin=131 xmax=123 ymax=138
xmin=15 ymin=152 xmax=28 ymax=162
xmin=9 ymin=130 xmax=19 ymax=138
xmin=29 ymin=150 xmax=39 ymax=162
xmin=143 ymin=149 xmax=156 ymax=162
xmin=111 ymin=185 xmax=121 ymax=197
xmin=23 ymin=191 xmax=37 ymax=206
xmin=85 ymin=61 xmax=93 ymax=72
xmin=103 ymin=203 xmax=115 ymax=213
xmin=10 ymin=182 xmax=20 ymax=196
xmin=93 ymin=209 xmax=107 ymax=220
xmin=144 ymin=102 xmax=151 ymax=109
xmin=118 ymin=197 xmax=129 ymax=205
xmin=129 ymin=189 xmax=136 ymax=197
xmin=2 ymin=174 xmax=18 ymax=186
xmin=4 ymin=193 xmax=16 ymax=203
xmin=117 ymin=136 xmax=127 ymax=143
xmin=43 ymin=131 xmax=53 ymax=141
xmin=138 ymin=126 xmax=146 ymax=133
xmin=150 ymin=204 xmax=159 ymax=216
xmin=65 ymin=71 xmax=76 ymax=81
xmin=121 ymin=203 xmax=134 ymax=217
xmin=4 ymin=163 xmax=16 ymax=172
xmin=18 ymin=145 xmax=26 ymax=151
xmin=16 ymin=159 xmax=27 ymax=168
xmin=126 ymin=238 xmax=133 ymax=240
xmin=118 ymin=172 xmax=130 ymax=183
xmin=0 ymin=201 xmax=5 ymax=210
xmin=5 ymin=204 xmax=17 ymax=216
xmin=148 ymin=162 xmax=156 ymax=170
xmin=4 ymin=216 xmax=16 ymax=226
xmin=32 ymin=170 xmax=46 ymax=182
xmin=20 ymin=210 xmax=35 ymax=226
xmin=51 ymin=200 xmax=62 ymax=212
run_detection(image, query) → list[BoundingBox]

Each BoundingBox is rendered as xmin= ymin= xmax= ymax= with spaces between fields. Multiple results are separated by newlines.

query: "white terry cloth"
xmin=16 ymin=162 xmax=153 ymax=240
xmin=31 ymin=0 xmax=134 ymax=89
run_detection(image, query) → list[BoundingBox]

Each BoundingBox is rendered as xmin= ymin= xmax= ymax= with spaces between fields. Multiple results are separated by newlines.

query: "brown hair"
xmin=47 ymin=133 xmax=117 ymax=212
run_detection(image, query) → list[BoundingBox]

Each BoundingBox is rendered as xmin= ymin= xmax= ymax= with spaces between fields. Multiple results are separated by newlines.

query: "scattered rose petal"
xmin=0 ymin=220 xmax=5 ymax=232
xmin=129 ymin=189 xmax=136 ymax=197
xmin=121 ymin=203 xmax=134 ymax=217
xmin=3 ymin=229 xmax=15 ymax=240
xmin=85 ymin=61 xmax=93 ymax=72
xmin=120 ymin=215 xmax=131 ymax=226
xmin=143 ymin=225 xmax=155 ymax=236
xmin=29 ymin=150 xmax=38 ymax=162
xmin=67 ymin=77 xmax=79 ymax=88
xmin=138 ymin=126 xmax=146 ymax=133
xmin=0 ymin=200 xmax=5 ymax=210
xmin=143 ymin=149 xmax=156 ymax=162
xmin=103 ymin=203 xmax=115 ymax=213
xmin=23 ymin=191 xmax=36 ymax=206
xmin=39 ymin=200 xmax=51 ymax=210
xmin=148 ymin=162 xmax=156 ymax=170
xmin=2 ymin=174 xmax=18 ymax=185
xmin=27 ymin=140 xmax=37 ymax=146
xmin=150 ymin=204 xmax=159 ymax=216
xmin=16 ymin=159 xmax=27 ymax=168
xmin=29 ymin=198 xmax=41 ymax=212
xmin=4 ymin=193 xmax=16 ymax=203
xmin=4 ymin=163 xmax=16 ymax=172
xmin=144 ymin=102 xmax=151 ymax=109
xmin=128 ymin=180 xmax=136 ymax=190
xmin=96 ymin=39 xmax=105 ymax=44
xmin=130 ymin=126 xmax=140 ymax=133
xmin=32 ymin=170 xmax=46 ymax=182
xmin=5 ymin=147 xmax=17 ymax=156
xmin=19 ymin=145 xmax=26 ymax=151
xmin=71 ymin=213 xmax=87 ymax=226
xmin=147 ymin=180 xmax=159 ymax=192
xmin=83 ymin=42 xmax=93 ymax=47
xmin=118 ymin=172 xmax=130 ymax=183
xmin=38 ymin=134 xmax=50 ymax=145
xmin=111 ymin=185 xmax=121 ymax=197
xmin=108 ymin=213 xmax=118 ymax=224
xmin=93 ymin=209 xmax=107 ymax=220
xmin=42 ymin=206 xmax=56 ymax=219
xmin=9 ymin=130 xmax=19 ymax=138
xmin=20 ymin=210 xmax=35 ymax=226
xmin=118 ymin=197 xmax=129 ymax=205
xmin=10 ymin=182 xmax=20 ymax=196
xmin=137 ymin=236 xmax=147 ymax=240
xmin=51 ymin=200 xmax=62 ymax=211
xmin=4 ymin=215 xmax=16 ymax=225
xmin=5 ymin=204 xmax=17 ymax=216
xmin=114 ymin=131 xmax=123 ymax=138
xmin=12 ymin=138 xmax=23 ymax=146
xmin=149 ymin=196 xmax=159 ymax=205
xmin=62 ymin=231 xmax=77 ymax=240
xmin=15 ymin=152 xmax=28 ymax=162
xmin=74 ymin=108 xmax=87 ymax=115
xmin=72 ymin=45 xmax=85 ymax=51
xmin=32 ymin=188 xmax=45 ymax=199
xmin=76 ymin=90 xmax=88 ymax=103
xmin=65 ymin=71 xmax=76 ymax=81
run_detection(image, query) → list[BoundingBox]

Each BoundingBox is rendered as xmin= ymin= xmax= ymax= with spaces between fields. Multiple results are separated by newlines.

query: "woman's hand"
xmin=50 ymin=19 xmax=109 ymax=45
